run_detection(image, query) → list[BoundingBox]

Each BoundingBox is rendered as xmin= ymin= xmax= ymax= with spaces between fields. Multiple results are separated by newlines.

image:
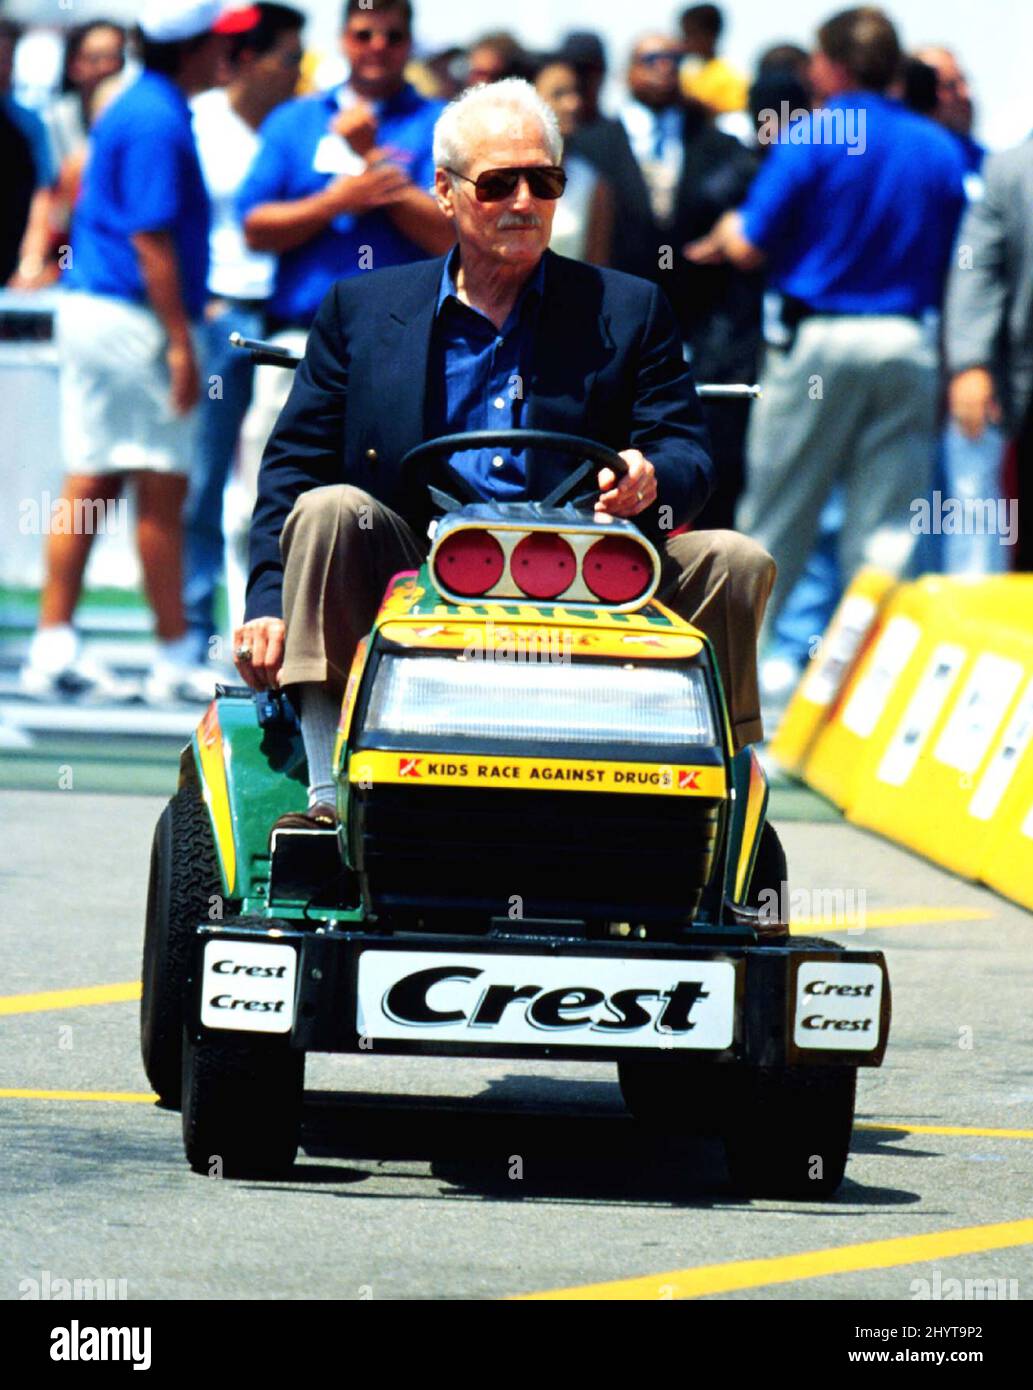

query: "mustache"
xmin=497 ymin=212 xmax=542 ymax=229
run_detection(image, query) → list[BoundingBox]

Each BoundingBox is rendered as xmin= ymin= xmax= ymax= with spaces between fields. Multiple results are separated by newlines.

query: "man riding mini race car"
xmin=232 ymin=76 xmax=776 ymax=819
xmin=140 ymin=78 xmax=891 ymax=1194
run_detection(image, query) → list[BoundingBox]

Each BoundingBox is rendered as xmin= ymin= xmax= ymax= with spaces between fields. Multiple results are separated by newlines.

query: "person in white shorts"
xmin=21 ymin=0 xmax=228 ymax=704
xmin=185 ymin=3 xmax=305 ymax=665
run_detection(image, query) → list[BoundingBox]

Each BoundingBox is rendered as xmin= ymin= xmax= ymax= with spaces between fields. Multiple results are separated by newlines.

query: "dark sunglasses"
xmin=636 ymin=51 xmax=682 ymax=67
xmin=447 ymin=165 xmax=567 ymax=202
xmin=350 ymin=26 xmax=408 ymax=46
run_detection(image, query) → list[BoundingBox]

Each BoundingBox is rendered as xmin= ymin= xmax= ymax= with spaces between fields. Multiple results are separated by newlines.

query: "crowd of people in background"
xmin=2 ymin=0 xmax=1030 ymax=707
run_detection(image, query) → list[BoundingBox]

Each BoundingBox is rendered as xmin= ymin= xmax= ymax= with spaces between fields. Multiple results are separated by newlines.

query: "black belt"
xmin=209 ymin=296 xmax=268 ymax=311
xmin=781 ymin=295 xmax=921 ymax=328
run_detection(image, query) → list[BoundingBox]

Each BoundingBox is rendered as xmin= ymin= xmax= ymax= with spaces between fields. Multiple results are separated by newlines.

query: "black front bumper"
xmin=188 ymin=924 xmax=890 ymax=1068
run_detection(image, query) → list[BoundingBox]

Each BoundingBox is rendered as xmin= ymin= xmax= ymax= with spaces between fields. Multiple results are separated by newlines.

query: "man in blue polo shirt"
xmin=239 ymin=0 xmax=452 ymax=328
xmin=21 ymin=0 xmax=226 ymax=706
xmin=233 ymin=0 xmax=453 ymax=531
xmin=687 ymin=5 xmax=966 ymax=639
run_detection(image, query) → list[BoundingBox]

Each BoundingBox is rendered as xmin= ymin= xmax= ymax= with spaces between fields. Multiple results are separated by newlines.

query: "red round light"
xmin=433 ymin=529 xmax=505 ymax=596
xmin=510 ymin=533 xmax=577 ymax=600
xmin=583 ymin=536 xmax=652 ymax=604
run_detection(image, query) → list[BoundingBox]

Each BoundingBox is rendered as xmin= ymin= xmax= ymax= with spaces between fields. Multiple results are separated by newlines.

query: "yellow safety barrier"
xmin=769 ymin=568 xmax=896 ymax=776
xmin=793 ymin=573 xmax=1033 ymax=913
xmin=847 ymin=617 xmax=1033 ymax=879
xmin=802 ymin=576 xmax=957 ymax=811
xmin=980 ymin=752 xmax=1033 ymax=911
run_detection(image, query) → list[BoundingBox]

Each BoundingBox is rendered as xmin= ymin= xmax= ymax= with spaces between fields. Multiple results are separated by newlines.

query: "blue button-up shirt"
xmin=426 ymin=249 xmax=545 ymax=500
xmin=65 ymin=71 xmax=210 ymax=318
xmin=741 ymin=92 xmax=966 ymax=317
xmin=237 ymin=81 xmax=442 ymax=327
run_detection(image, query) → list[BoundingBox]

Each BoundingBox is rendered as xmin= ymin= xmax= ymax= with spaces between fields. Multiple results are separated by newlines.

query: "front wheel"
xmin=722 ymin=1065 xmax=857 ymax=1199
xmin=181 ymin=1026 xmax=304 ymax=1178
xmin=141 ymin=781 xmax=222 ymax=1106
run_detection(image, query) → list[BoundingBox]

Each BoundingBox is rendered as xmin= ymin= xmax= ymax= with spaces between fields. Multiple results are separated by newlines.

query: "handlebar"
xmin=228 ymin=333 xmax=762 ymax=398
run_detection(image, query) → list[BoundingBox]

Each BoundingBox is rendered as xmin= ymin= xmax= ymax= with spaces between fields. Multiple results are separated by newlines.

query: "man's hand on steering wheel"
xmin=233 ymin=617 xmax=285 ymax=691
xmin=595 ymin=448 xmax=658 ymax=518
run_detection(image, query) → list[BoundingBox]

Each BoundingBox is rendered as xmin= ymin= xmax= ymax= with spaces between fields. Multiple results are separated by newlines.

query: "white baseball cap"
xmin=139 ymin=0 xmax=223 ymax=43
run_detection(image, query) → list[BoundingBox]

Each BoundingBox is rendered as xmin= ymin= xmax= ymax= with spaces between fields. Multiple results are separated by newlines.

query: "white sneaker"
xmin=143 ymin=660 xmax=218 ymax=706
xmin=20 ymin=631 xmax=140 ymax=704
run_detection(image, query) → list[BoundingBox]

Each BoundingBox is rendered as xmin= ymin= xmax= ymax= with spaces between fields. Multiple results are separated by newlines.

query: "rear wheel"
xmin=181 ymin=1026 xmax=304 ymax=1178
xmin=722 ymin=1064 xmax=857 ymax=1199
xmin=140 ymin=781 xmax=222 ymax=1107
xmin=617 ymin=1057 xmax=732 ymax=1134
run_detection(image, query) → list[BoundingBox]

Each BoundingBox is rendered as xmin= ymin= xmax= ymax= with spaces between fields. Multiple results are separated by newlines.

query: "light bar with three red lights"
xmin=428 ymin=514 xmax=662 ymax=611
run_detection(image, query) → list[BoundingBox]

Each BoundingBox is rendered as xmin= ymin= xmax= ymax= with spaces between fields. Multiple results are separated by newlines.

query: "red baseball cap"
xmin=213 ymin=5 xmax=261 ymax=35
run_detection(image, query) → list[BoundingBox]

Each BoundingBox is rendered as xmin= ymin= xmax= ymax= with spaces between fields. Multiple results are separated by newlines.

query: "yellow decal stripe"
xmin=195 ymin=705 xmax=236 ymax=896
xmin=378 ymin=619 xmax=703 ymax=660
xmin=336 ymin=636 xmax=369 ymax=761
xmin=351 ymin=750 xmax=725 ymax=797
xmin=733 ymin=748 xmax=767 ymax=900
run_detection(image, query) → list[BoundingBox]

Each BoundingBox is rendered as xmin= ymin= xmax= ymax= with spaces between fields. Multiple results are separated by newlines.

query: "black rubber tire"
xmin=619 ymin=826 xmax=797 ymax=1131
xmin=617 ymin=1058 xmax=732 ymax=1134
xmin=746 ymin=820 xmax=788 ymax=910
xmin=722 ymin=1064 xmax=857 ymax=1199
xmin=744 ymin=821 xmax=849 ymax=952
xmin=181 ymin=1026 xmax=304 ymax=1178
xmin=140 ymin=782 xmax=221 ymax=1107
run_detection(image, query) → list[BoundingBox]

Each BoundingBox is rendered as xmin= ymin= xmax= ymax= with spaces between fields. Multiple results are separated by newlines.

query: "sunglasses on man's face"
xmin=349 ymin=26 xmax=408 ymax=46
xmin=636 ymin=51 xmax=682 ymax=67
xmin=448 ymin=165 xmax=567 ymax=202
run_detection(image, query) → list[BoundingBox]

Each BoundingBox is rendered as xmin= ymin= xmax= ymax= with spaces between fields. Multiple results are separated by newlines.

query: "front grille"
xmin=350 ymin=784 xmax=723 ymax=923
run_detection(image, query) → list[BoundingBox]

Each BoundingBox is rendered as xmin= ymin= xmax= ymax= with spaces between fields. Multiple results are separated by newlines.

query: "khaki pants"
xmin=739 ymin=315 xmax=939 ymax=640
xmin=279 ymin=485 xmax=775 ymax=749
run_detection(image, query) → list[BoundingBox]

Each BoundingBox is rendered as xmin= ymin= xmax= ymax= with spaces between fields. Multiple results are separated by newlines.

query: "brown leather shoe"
xmin=271 ymin=802 xmax=339 ymax=835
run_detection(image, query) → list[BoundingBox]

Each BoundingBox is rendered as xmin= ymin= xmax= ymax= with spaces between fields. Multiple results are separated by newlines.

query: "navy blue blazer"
xmin=245 ymin=248 xmax=714 ymax=621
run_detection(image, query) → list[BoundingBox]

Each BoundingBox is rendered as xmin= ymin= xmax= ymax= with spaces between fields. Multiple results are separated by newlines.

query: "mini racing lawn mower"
xmin=141 ymin=362 xmax=890 ymax=1196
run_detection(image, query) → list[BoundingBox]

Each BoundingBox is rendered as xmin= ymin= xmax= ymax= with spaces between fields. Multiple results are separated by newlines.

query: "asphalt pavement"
xmin=2 ymin=780 xmax=1031 ymax=1301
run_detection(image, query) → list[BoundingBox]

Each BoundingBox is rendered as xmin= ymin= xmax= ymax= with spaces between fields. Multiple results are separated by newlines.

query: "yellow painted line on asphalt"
xmin=519 ymin=1218 xmax=1033 ymax=1300
xmin=0 ymin=1089 xmax=156 ymax=1104
xmin=858 ymin=1121 xmax=1033 ymax=1141
xmin=791 ymin=906 xmax=992 ymax=933
xmin=0 ymin=982 xmax=141 ymax=1016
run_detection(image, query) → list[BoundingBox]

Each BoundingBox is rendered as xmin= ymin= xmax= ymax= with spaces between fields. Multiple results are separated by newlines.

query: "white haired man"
xmin=234 ymin=78 xmax=775 ymax=830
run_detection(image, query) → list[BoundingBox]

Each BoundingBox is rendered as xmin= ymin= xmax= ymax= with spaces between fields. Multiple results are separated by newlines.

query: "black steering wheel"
xmin=399 ymin=429 xmax=629 ymax=512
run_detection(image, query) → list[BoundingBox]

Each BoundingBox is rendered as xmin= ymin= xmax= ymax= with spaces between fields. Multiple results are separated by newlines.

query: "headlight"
xmin=363 ymin=654 xmax=717 ymax=747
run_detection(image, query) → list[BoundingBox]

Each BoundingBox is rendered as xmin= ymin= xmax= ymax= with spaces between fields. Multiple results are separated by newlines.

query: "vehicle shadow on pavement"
xmin=288 ymin=1088 xmax=922 ymax=1209
xmin=851 ymin=1123 xmax=945 ymax=1163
